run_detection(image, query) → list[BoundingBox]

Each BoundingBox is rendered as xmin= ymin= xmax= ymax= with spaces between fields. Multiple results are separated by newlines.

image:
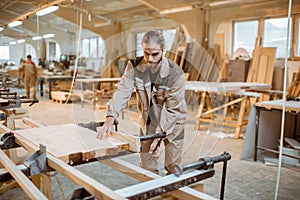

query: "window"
xmin=233 ymin=20 xmax=258 ymax=57
xmin=25 ymin=44 xmax=36 ymax=59
xmin=0 ymin=46 xmax=10 ymax=60
xmin=90 ymin=38 xmax=97 ymax=58
xmin=263 ymin=17 xmax=290 ymax=58
xmin=136 ymin=32 xmax=145 ymax=57
xmin=82 ymin=39 xmax=89 ymax=58
xmin=98 ymin=37 xmax=105 ymax=66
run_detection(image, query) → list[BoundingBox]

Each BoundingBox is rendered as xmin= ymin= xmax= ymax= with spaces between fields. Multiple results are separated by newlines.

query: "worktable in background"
xmin=74 ymin=77 xmax=121 ymax=109
xmin=38 ymin=75 xmax=74 ymax=99
xmin=185 ymin=81 xmax=271 ymax=138
xmin=241 ymin=99 xmax=300 ymax=161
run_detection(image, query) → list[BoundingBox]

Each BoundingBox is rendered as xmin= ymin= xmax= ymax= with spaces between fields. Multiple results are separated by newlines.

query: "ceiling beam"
xmin=54 ymin=6 xmax=115 ymax=39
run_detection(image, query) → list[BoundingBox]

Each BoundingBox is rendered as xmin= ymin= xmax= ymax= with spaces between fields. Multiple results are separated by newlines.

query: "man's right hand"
xmin=97 ymin=116 xmax=115 ymax=139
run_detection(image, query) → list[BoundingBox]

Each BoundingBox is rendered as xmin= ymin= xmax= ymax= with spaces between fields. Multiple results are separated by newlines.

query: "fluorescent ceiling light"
xmin=17 ymin=39 xmax=25 ymax=43
xmin=36 ymin=5 xmax=59 ymax=16
xmin=160 ymin=6 xmax=193 ymax=15
xmin=32 ymin=36 xmax=42 ymax=40
xmin=8 ymin=20 xmax=23 ymax=28
xmin=0 ymin=27 xmax=3 ymax=32
xmin=94 ymin=21 xmax=111 ymax=27
xmin=43 ymin=33 xmax=55 ymax=38
xmin=9 ymin=41 xmax=17 ymax=45
xmin=209 ymin=0 xmax=241 ymax=7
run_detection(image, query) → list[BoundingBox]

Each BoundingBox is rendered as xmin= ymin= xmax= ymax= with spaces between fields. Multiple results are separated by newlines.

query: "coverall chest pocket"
xmin=153 ymin=86 xmax=169 ymax=105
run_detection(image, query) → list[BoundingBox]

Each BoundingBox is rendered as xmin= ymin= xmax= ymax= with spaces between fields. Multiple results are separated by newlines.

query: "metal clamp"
xmin=0 ymin=132 xmax=20 ymax=149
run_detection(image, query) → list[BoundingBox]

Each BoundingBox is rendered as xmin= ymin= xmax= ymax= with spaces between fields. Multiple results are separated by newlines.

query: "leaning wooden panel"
xmin=247 ymin=47 xmax=276 ymax=85
xmin=13 ymin=124 xmax=125 ymax=163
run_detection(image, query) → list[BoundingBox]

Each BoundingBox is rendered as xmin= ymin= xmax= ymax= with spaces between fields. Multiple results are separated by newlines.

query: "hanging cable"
xmin=275 ymin=0 xmax=292 ymax=199
xmin=65 ymin=0 xmax=83 ymax=103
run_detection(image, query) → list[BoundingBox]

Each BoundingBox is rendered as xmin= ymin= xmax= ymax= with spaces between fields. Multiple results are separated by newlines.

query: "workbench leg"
xmin=41 ymin=173 xmax=53 ymax=200
xmin=32 ymin=173 xmax=53 ymax=200
xmin=223 ymin=95 xmax=229 ymax=119
xmin=205 ymin=94 xmax=214 ymax=127
xmin=196 ymin=92 xmax=207 ymax=130
xmin=234 ymin=98 xmax=248 ymax=139
xmin=32 ymin=175 xmax=41 ymax=188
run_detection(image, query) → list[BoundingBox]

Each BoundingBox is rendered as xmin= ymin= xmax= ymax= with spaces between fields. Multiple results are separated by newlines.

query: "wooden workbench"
xmin=13 ymin=123 xmax=128 ymax=163
xmin=241 ymin=99 xmax=300 ymax=161
xmin=185 ymin=81 xmax=271 ymax=138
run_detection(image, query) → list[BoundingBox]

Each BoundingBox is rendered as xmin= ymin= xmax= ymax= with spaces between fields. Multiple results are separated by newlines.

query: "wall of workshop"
xmin=9 ymin=44 xmax=26 ymax=67
xmin=167 ymin=8 xmax=205 ymax=46
xmin=54 ymin=32 xmax=76 ymax=56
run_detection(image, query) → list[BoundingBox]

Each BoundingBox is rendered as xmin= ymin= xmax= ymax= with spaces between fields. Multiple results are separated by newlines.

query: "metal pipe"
xmin=173 ymin=152 xmax=231 ymax=176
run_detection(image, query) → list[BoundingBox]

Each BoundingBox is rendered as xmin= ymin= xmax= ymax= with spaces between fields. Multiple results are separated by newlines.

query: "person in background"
xmin=38 ymin=58 xmax=46 ymax=69
xmin=97 ymin=30 xmax=187 ymax=175
xmin=18 ymin=58 xmax=25 ymax=88
xmin=22 ymin=55 xmax=37 ymax=99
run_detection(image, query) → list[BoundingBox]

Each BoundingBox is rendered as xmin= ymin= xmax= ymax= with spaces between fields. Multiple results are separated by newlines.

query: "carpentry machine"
xmin=0 ymin=119 xmax=231 ymax=200
xmin=0 ymin=89 xmax=38 ymax=130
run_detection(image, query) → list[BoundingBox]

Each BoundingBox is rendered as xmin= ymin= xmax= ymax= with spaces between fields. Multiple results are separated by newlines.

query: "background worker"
xmin=97 ymin=30 xmax=187 ymax=174
xmin=22 ymin=55 xmax=37 ymax=100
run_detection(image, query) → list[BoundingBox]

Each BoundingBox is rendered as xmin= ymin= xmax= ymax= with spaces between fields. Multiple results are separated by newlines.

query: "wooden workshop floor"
xmin=0 ymin=88 xmax=300 ymax=200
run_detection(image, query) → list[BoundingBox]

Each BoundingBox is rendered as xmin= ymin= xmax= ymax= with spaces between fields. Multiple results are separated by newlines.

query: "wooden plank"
xmin=0 ymin=149 xmax=47 ymax=200
xmin=284 ymin=138 xmax=300 ymax=150
xmin=174 ymin=45 xmax=188 ymax=68
xmin=201 ymin=97 xmax=246 ymax=116
xmin=110 ymin=131 xmax=140 ymax=152
xmin=7 ymin=129 xmax=126 ymax=200
xmin=47 ymin=154 xmax=126 ymax=200
xmin=0 ymin=181 xmax=19 ymax=194
xmin=102 ymin=157 xmax=218 ymax=200
xmin=22 ymin=117 xmax=46 ymax=128
xmin=13 ymin=124 xmax=123 ymax=163
xmin=115 ymin=169 xmax=214 ymax=199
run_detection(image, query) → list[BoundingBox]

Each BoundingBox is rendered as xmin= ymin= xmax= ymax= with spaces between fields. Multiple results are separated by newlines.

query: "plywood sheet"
xmin=14 ymin=124 xmax=127 ymax=163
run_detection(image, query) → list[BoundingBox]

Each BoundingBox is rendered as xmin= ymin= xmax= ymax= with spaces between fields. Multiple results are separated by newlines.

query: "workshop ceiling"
xmin=0 ymin=0 xmax=290 ymax=44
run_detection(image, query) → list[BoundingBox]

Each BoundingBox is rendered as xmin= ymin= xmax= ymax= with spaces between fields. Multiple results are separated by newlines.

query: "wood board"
xmin=247 ymin=47 xmax=276 ymax=85
xmin=14 ymin=124 xmax=128 ymax=163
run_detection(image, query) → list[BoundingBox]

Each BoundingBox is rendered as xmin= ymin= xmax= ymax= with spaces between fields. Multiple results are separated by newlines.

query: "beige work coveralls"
xmin=22 ymin=61 xmax=37 ymax=99
xmin=107 ymin=57 xmax=187 ymax=174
